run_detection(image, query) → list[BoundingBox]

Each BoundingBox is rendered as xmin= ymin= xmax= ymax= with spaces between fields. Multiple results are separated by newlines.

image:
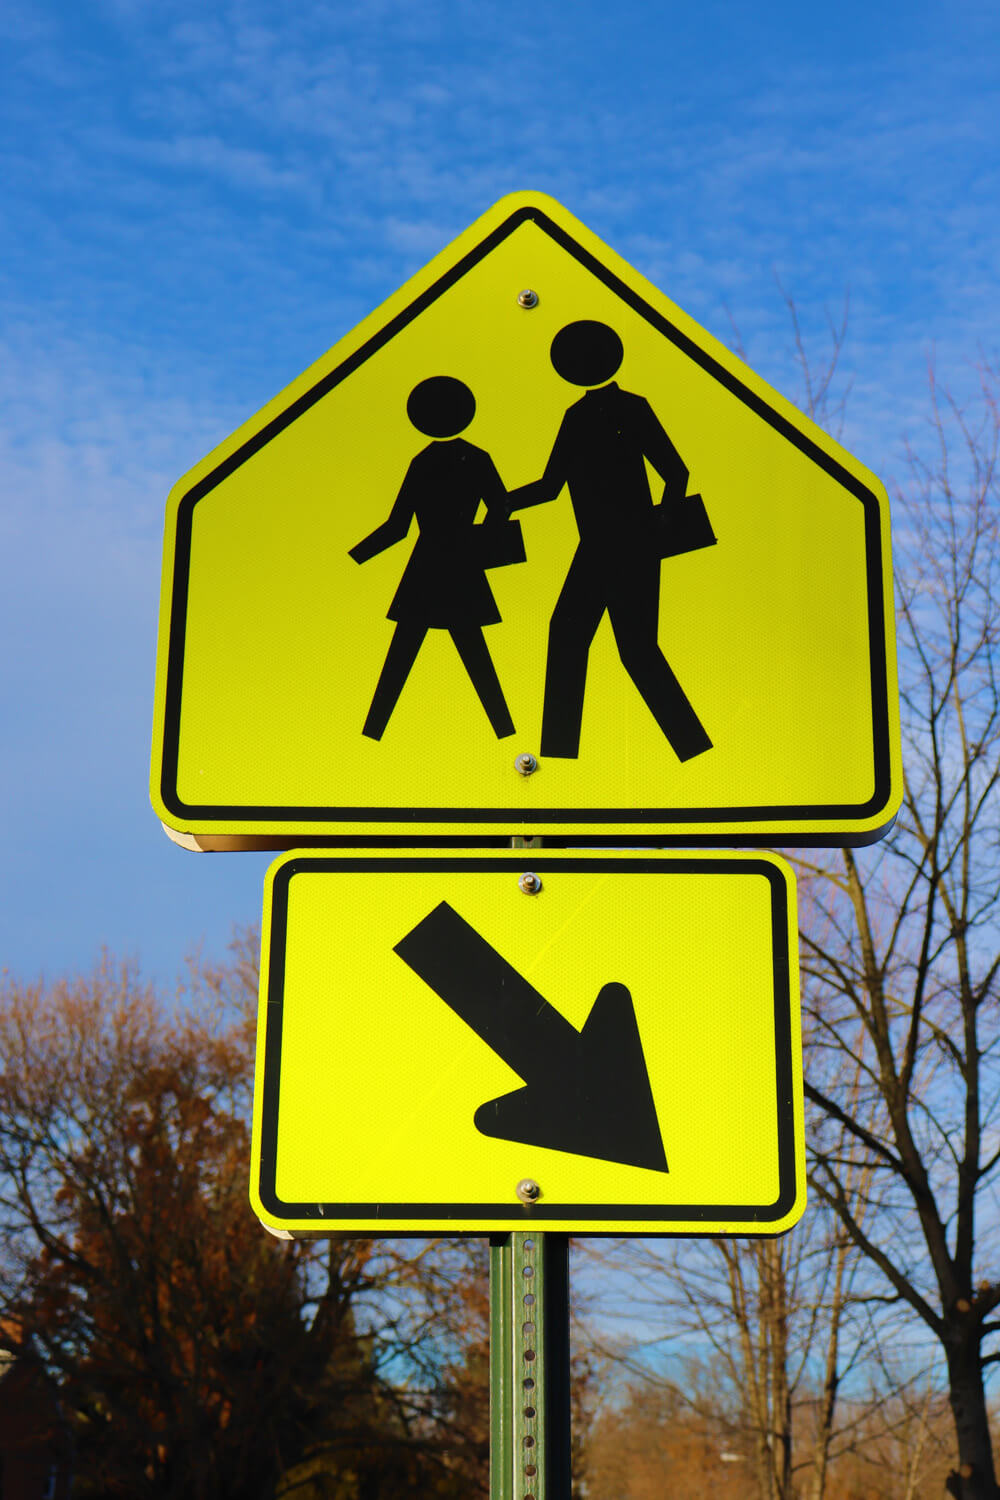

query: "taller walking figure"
xmin=509 ymin=321 xmax=713 ymax=761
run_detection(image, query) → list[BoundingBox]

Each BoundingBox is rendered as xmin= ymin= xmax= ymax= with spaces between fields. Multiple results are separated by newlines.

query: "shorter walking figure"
xmin=350 ymin=376 xmax=517 ymax=741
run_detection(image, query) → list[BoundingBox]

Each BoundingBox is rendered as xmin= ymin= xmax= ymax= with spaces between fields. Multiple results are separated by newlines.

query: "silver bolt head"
xmin=517 ymin=288 xmax=539 ymax=309
xmin=518 ymin=872 xmax=542 ymax=896
xmin=517 ymin=1178 xmax=541 ymax=1203
xmin=515 ymin=752 xmax=538 ymax=776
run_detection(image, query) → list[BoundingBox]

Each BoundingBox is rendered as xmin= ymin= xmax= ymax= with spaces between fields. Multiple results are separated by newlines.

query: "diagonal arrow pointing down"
xmin=394 ymin=902 xmax=668 ymax=1173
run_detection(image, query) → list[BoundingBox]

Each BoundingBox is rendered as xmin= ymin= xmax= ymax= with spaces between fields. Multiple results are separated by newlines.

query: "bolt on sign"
xmin=150 ymin=191 xmax=901 ymax=849
xmin=250 ymin=851 xmax=804 ymax=1236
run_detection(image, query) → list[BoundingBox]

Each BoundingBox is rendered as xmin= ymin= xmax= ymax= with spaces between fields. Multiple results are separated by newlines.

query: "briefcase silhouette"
xmin=654 ymin=491 xmax=717 ymax=559
xmin=477 ymin=516 xmax=527 ymax=569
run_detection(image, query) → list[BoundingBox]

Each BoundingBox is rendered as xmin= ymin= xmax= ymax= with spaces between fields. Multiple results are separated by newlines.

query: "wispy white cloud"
xmin=103 ymin=130 xmax=316 ymax=196
xmin=0 ymin=4 xmax=55 ymax=42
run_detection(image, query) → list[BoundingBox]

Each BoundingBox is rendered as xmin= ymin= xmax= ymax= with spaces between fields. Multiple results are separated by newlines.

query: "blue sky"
xmin=2 ymin=0 xmax=999 ymax=984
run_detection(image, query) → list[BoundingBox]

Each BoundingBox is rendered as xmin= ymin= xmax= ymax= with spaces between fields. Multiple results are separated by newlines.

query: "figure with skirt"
xmin=350 ymin=375 xmax=519 ymax=741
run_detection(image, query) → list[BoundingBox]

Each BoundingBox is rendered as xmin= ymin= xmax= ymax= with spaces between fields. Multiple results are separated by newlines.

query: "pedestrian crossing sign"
xmin=151 ymin=190 xmax=901 ymax=848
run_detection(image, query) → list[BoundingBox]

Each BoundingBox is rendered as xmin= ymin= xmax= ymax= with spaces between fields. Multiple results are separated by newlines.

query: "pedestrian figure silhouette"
xmin=350 ymin=376 xmax=518 ymax=741
xmin=509 ymin=321 xmax=713 ymax=761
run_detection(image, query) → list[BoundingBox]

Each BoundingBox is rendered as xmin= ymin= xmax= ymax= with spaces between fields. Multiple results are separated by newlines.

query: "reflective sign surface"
xmin=152 ymin=192 xmax=900 ymax=846
xmin=251 ymin=850 xmax=805 ymax=1235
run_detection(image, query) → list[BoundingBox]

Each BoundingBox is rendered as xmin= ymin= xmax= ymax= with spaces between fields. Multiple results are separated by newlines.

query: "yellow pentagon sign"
xmin=151 ymin=191 xmax=900 ymax=847
xmin=250 ymin=850 xmax=804 ymax=1236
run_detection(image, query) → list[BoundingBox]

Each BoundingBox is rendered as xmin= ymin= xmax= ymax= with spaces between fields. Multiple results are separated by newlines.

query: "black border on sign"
xmin=255 ymin=855 xmax=800 ymax=1230
xmin=160 ymin=204 xmax=893 ymax=841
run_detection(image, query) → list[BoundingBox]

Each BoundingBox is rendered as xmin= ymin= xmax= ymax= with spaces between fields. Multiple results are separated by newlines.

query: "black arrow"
xmin=394 ymin=901 xmax=668 ymax=1173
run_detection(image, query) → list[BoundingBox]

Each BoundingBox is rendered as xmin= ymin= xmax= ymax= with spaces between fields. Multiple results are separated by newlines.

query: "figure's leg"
xmin=608 ymin=574 xmax=712 ymax=761
xmin=362 ymin=624 xmax=427 ymax=740
xmin=540 ymin=555 xmax=605 ymax=758
xmin=449 ymin=628 xmax=515 ymax=738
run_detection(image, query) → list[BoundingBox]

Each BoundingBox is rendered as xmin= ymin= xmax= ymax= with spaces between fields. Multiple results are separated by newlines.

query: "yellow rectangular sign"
xmin=251 ymin=850 xmax=805 ymax=1236
xmin=152 ymin=191 xmax=900 ymax=848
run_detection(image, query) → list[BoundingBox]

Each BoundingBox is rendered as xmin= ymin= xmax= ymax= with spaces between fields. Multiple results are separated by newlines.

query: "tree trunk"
xmin=945 ymin=1336 xmax=999 ymax=1500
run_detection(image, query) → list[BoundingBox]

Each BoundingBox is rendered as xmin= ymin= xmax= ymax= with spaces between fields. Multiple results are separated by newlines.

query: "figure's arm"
xmin=505 ymin=426 xmax=569 ymax=512
xmin=349 ymin=471 xmax=416 ymax=564
xmin=476 ymin=452 xmax=511 ymax=521
xmin=633 ymin=398 xmax=689 ymax=501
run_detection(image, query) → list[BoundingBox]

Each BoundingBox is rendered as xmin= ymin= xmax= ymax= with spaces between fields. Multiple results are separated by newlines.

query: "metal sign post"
xmin=490 ymin=1232 xmax=571 ymax=1500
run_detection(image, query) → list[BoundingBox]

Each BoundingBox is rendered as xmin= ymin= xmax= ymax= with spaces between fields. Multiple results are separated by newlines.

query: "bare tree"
xmin=800 ymin=360 xmax=1000 ymax=1499
xmin=577 ymin=1181 xmax=883 ymax=1500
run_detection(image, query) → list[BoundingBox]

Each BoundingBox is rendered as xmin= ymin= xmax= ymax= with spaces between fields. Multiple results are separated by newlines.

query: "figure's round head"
xmin=550 ymin=320 xmax=624 ymax=386
xmin=406 ymin=376 xmax=476 ymax=437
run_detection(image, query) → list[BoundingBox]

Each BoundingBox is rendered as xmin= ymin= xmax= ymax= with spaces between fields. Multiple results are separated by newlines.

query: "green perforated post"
xmin=490 ymin=1232 xmax=571 ymax=1500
